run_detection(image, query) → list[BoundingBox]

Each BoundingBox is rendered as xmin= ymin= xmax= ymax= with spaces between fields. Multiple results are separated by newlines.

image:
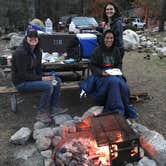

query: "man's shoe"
xmin=50 ymin=107 xmax=68 ymax=117
xmin=36 ymin=112 xmax=52 ymax=123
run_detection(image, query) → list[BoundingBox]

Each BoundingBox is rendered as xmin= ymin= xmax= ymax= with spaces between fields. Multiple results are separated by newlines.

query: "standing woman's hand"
xmin=89 ymin=24 xmax=97 ymax=30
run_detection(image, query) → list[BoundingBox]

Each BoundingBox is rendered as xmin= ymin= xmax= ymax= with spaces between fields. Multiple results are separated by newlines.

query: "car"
xmin=130 ymin=17 xmax=146 ymax=30
xmin=58 ymin=15 xmax=77 ymax=32
xmin=67 ymin=16 xmax=99 ymax=33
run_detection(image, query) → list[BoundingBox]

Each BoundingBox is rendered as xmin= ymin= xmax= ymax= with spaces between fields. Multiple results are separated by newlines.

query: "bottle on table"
xmin=45 ymin=18 xmax=53 ymax=34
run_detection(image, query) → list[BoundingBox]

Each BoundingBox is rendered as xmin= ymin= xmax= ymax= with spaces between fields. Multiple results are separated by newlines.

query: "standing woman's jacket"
xmin=96 ymin=17 xmax=124 ymax=54
xmin=109 ymin=17 xmax=124 ymax=50
xmin=12 ymin=39 xmax=42 ymax=85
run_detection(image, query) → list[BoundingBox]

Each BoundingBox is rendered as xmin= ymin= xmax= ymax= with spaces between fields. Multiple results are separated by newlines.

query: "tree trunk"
xmin=159 ymin=0 xmax=166 ymax=32
xmin=34 ymin=0 xmax=40 ymax=18
xmin=159 ymin=20 xmax=164 ymax=32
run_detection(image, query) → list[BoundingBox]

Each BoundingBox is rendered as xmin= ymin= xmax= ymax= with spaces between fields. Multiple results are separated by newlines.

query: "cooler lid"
xmin=76 ymin=33 xmax=97 ymax=39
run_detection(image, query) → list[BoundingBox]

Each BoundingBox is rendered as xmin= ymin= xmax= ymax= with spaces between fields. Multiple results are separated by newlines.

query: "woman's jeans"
xmin=16 ymin=77 xmax=61 ymax=113
xmin=90 ymin=75 xmax=137 ymax=119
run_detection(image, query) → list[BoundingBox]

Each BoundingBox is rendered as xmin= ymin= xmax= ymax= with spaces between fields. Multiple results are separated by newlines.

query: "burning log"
xmin=76 ymin=115 xmax=93 ymax=131
xmin=87 ymin=154 xmax=103 ymax=160
xmin=55 ymin=156 xmax=65 ymax=166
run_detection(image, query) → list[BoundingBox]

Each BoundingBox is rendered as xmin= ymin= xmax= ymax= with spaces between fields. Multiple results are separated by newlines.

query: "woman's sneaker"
xmin=36 ymin=112 xmax=52 ymax=123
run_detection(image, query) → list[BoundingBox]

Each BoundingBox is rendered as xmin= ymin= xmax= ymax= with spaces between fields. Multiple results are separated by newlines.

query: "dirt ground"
xmin=0 ymin=32 xmax=166 ymax=165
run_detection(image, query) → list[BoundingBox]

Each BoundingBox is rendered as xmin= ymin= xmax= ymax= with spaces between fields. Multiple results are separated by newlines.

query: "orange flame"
xmin=131 ymin=147 xmax=138 ymax=156
xmin=110 ymin=144 xmax=118 ymax=160
xmin=116 ymin=131 xmax=123 ymax=143
xmin=87 ymin=139 xmax=110 ymax=165
xmin=96 ymin=146 xmax=110 ymax=165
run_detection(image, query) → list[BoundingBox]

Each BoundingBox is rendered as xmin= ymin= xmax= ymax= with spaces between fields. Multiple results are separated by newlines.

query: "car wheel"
xmin=142 ymin=25 xmax=145 ymax=31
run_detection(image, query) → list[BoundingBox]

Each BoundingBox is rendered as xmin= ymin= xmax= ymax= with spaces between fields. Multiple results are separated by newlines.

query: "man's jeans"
xmin=16 ymin=77 xmax=61 ymax=113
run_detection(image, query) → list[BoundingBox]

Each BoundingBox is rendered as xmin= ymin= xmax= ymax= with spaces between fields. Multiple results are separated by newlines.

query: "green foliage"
xmin=4 ymin=0 xmax=29 ymax=32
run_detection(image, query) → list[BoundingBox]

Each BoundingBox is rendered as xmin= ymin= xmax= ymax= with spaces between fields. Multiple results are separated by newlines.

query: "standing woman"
xmin=97 ymin=2 xmax=124 ymax=66
xmin=12 ymin=28 xmax=65 ymax=123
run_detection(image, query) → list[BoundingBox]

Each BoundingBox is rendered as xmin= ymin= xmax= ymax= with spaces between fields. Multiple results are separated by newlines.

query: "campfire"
xmin=51 ymin=113 xmax=140 ymax=166
xmin=55 ymin=136 xmax=110 ymax=165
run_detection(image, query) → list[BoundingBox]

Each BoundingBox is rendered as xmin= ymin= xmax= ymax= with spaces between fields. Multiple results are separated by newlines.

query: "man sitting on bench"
xmin=11 ymin=27 xmax=67 ymax=123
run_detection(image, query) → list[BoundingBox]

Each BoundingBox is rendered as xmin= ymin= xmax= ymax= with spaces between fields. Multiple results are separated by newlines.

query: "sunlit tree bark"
xmin=137 ymin=0 xmax=165 ymax=31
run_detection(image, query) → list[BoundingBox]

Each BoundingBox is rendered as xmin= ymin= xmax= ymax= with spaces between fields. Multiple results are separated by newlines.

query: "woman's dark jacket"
xmin=90 ymin=45 xmax=122 ymax=76
xmin=109 ymin=17 xmax=124 ymax=49
xmin=80 ymin=45 xmax=122 ymax=101
xmin=97 ymin=17 xmax=124 ymax=50
xmin=12 ymin=39 xmax=42 ymax=85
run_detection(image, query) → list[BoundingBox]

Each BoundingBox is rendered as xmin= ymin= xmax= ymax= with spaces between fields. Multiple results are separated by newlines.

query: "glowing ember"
xmin=110 ymin=144 xmax=118 ymax=160
xmin=56 ymin=137 xmax=110 ymax=166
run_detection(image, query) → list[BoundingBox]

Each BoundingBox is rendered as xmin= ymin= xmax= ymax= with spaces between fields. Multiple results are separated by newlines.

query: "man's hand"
xmin=42 ymin=76 xmax=55 ymax=81
xmin=80 ymin=90 xmax=87 ymax=98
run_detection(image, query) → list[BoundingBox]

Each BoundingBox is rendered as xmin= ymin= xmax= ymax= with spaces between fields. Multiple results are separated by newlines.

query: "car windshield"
xmin=72 ymin=17 xmax=98 ymax=27
xmin=131 ymin=17 xmax=144 ymax=22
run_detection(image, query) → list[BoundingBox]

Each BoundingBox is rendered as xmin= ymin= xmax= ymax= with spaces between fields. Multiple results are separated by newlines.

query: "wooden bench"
xmin=0 ymin=60 xmax=90 ymax=112
xmin=0 ymin=82 xmax=150 ymax=113
xmin=0 ymin=81 xmax=80 ymax=113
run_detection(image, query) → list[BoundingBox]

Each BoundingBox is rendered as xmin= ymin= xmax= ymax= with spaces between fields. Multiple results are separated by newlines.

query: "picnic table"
xmin=42 ymin=60 xmax=89 ymax=79
xmin=39 ymin=32 xmax=76 ymax=54
xmin=0 ymin=59 xmax=90 ymax=87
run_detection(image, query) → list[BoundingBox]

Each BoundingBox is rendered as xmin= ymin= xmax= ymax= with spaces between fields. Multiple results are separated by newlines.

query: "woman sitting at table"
xmin=12 ymin=27 xmax=67 ymax=123
xmin=80 ymin=29 xmax=138 ymax=119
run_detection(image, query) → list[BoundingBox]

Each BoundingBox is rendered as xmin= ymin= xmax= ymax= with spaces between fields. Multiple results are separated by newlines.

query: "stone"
xmin=53 ymin=114 xmax=72 ymax=125
xmin=123 ymin=29 xmax=140 ymax=50
xmin=62 ymin=119 xmax=76 ymax=127
xmin=52 ymin=126 xmax=64 ymax=136
xmin=33 ymin=121 xmax=48 ymax=130
xmin=51 ymin=136 xmax=62 ymax=146
xmin=41 ymin=150 xmax=52 ymax=159
xmin=10 ymin=127 xmax=32 ymax=145
xmin=132 ymin=123 xmax=149 ymax=134
xmin=44 ymin=159 xmax=54 ymax=166
xmin=16 ymin=150 xmax=44 ymax=166
xmin=8 ymin=34 xmax=24 ymax=49
xmin=137 ymin=156 xmax=157 ymax=166
xmin=140 ymin=130 xmax=166 ymax=166
xmin=14 ymin=144 xmax=37 ymax=160
xmin=82 ymin=106 xmax=103 ymax=118
xmin=36 ymin=136 xmax=52 ymax=151
xmin=33 ymin=127 xmax=54 ymax=140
